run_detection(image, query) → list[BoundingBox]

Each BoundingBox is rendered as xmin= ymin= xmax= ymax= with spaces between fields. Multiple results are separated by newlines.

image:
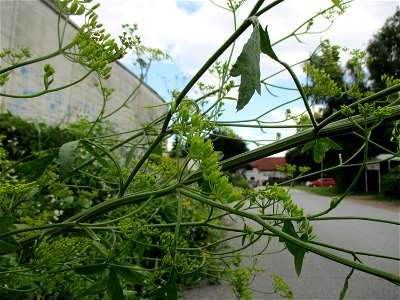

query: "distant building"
xmin=0 ymin=0 xmax=166 ymax=131
xmin=245 ymin=157 xmax=286 ymax=186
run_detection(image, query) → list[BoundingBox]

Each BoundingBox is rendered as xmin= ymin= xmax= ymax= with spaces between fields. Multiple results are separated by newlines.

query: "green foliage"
xmin=381 ymin=166 xmax=400 ymax=198
xmin=0 ymin=1 xmax=399 ymax=299
xmin=367 ymin=8 xmax=400 ymax=91
xmin=207 ymin=127 xmax=249 ymax=161
xmin=230 ymin=174 xmax=251 ymax=188
xmin=273 ymin=274 xmax=293 ymax=299
xmin=230 ymin=18 xmax=261 ymax=111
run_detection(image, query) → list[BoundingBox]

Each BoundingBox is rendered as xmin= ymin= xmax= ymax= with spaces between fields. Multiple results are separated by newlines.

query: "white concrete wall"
xmin=0 ymin=0 xmax=166 ymax=132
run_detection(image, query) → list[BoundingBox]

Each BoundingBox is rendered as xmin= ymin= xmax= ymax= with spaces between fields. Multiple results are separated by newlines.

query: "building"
xmin=0 ymin=0 xmax=166 ymax=132
xmin=244 ymin=157 xmax=287 ymax=186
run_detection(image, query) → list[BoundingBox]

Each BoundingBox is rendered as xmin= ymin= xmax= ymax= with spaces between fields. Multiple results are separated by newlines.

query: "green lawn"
xmin=293 ymin=185 xmax=339 ymax=197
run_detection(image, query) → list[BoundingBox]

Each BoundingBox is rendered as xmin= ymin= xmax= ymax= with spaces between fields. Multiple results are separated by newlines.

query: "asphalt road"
xmin=182 ymin=189 xmax=400 ymax=300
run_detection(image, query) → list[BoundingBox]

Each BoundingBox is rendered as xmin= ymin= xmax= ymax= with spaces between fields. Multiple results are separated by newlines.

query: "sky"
xmin=72 ymin=0 xmax=398 ymax=151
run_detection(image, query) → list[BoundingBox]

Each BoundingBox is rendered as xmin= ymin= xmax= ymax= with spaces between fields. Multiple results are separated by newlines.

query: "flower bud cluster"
xmin=67 ymin=3 xmax=137 ymax=79
xmin=189 ymin=134 xmax=241 ymax=203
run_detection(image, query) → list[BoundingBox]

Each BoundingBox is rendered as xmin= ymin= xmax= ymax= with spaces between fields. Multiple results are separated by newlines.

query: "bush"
xmin=230 ymin=174 xmax=252 ymax=188
xmin=381 ymin=166 xmax=400 ymax=198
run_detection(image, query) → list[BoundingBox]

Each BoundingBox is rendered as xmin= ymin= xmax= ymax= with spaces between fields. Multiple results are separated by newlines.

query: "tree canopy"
xmin=287 ymin=9 xmax=400 ymax=192
xmin=367 ymin=8 xmax=400 ymax=91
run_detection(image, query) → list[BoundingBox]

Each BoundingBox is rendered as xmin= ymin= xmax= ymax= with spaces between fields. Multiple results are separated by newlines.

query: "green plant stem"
xmin=118 ymin=132 xmax=169 ymax=197
xmin=178 ymin=186 xmax=400 ymax=284
xmin=160 ymin=0 xmax=284 ymax=134
xmin=0 ymin=44 xmax=73 ymax=75
xmin=71 ymin=127 xmax=169 ymax=175
xmin=260 ymin=214 xmax=399 ymax=226
xmin=219 ymin=123 xmax=312 ymax=129
xmin=0 ymin=71 xmax=93 ymax=99
xmin=17 ymin=183 xmax=179 ymax=246
xmin=183 ymin=106 xmax=400 ymax=185
xmin=310 ymin=240 xmax=400 ymax=261
xmin=310 ymin=127 xmax=371 ymax=218
xmin=278 ymin=60 xmax=318 ymax=130
xmin=115 ymin=0 xmax=287 ymax=198
xmin=82 ymin=139 xmax=124 ymax=194
xmin=311 ymin=216 xmax=400 ymax=225
xmin=317 ymin=83 xmax=400 ymax=130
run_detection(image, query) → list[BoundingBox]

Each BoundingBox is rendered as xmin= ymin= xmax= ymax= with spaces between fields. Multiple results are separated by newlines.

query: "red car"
xmin=307 ymin=178 xmax=336 ymax=187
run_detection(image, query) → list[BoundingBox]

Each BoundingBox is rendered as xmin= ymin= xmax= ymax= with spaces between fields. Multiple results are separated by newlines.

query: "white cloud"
xmin=73 ymin=0 xmax=397 ymax=79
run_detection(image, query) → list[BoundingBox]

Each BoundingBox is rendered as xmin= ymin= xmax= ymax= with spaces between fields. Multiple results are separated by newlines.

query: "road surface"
xmin=182 ymin=189 xmax=400 ymax=300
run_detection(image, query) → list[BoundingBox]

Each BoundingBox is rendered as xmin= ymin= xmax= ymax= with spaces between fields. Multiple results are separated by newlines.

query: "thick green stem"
xmin=183 ymin=106 xmax=400 ymax=185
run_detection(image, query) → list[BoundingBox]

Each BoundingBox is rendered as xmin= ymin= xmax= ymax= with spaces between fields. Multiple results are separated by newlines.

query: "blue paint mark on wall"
xmin=20 ymin=67 xmax=40 ymax=95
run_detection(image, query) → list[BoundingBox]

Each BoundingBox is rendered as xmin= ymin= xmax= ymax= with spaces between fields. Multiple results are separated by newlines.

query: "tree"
xmin=288 ymin=11 xmax=400 ymax=192
xmin=207 ymin=127 xmax=248 ymax=160
xmin=367 ymin=8 xmax=400 ymax=91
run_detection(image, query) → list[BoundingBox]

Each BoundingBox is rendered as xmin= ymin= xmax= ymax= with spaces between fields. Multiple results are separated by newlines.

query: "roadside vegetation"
xmin=293 ymin=185 xmax=399 ymax=204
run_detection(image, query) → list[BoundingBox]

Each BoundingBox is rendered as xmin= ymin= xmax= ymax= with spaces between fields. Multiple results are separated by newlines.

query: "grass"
xmin=293 ymin=185 xmax=399 ymax=204
xmin=293 ymin=185 xmax=339 ymax=197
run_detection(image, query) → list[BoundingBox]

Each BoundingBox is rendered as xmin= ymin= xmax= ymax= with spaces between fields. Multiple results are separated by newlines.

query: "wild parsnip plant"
xmin=1 ymin=0 xmax=399 ymax=299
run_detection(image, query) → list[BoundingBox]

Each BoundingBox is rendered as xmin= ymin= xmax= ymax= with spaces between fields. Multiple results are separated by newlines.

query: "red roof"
xmin=249 ymin=157 xmax=286 ymax=171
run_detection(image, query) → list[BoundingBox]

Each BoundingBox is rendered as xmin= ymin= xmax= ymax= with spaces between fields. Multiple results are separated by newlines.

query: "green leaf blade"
xmin=15 ymin=150 xmax=57 ymax=180
xmin=280 ymin=220 xmax=299 ymax=255
xmin=302 ymin=141 xmax=315 ymax=152
xmin=320 ymin=137 xmax=343 ymax=151
xmin=259 ymin=25 xmax=279 ymax=61
xmin=107 ymin=267 xmax=124 ymax=300
xmin=313 ymin=140 xmax=326 ymax=163
xmin=114 ymin=265 xmax=144 ymax=286
xmin=230 ymin=24 xmax=261 ymax=111
xmin=74 ymin=264 xmax=107 ymax=275
xmin=81 ymin=140 xmax=110 ymax=168
xmin=59 ymin=140 xmax=80 ymax=179
xmin=0 ymin=236 xmax=22 ymax=254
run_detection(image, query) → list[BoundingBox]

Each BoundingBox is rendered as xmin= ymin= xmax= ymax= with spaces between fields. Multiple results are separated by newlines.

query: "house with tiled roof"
xmin=244 ymin=157 xmax=287 ymax=186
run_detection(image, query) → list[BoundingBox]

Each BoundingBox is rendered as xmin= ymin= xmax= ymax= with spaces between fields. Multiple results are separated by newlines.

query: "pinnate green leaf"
xmin=15 ymin=150 xmax=57 ymax=179
xmin=313 ymin=140 xmax=325 ymax=163
xmin=69 ymin=0 xmax=78 ymax=14
xmin=76 ymin=283 xmax=106 ymax=298
xmin=148 ymin=270 xmax=177 ymax=299
xmin=259 ymin=25 xmax=279 ymax=61
xmin=320 ymin=137 xmax=342 ymax=151
xmin=302 ymin=141 xmax=315 ymax=152
xmin=280 ymin=219 xmax=298 ymax=255
xmin=0 ymin=236 xmax=21 ymax=254
xmin=59 ymin=140 xmax=79 ymax=179
xmin=114 ymin=265 xmax=144 ymax=285
xmin=309 ymin=138 xmax=342 ymax=163
xmin=0 ymin=215 xmax=14 ymax=234
xmin=107 ymin=267 xmax=124 ymax=300
xmin=81 ymin=139 xmax=110 ymax=168
xmin=74 ymin=263 xmax=107 ymax=275
xmin=75 ymin=5 xmax=85 ymax=15
xmin=280 ymin=220 xmax=308 ymax=276
xmin=339 ymin=268 xmax=354 ymax=300
xmin=230 ymin=20 xmax=261 ymax=111
xmin=331 ymin=0 xmax=341 ymax=8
